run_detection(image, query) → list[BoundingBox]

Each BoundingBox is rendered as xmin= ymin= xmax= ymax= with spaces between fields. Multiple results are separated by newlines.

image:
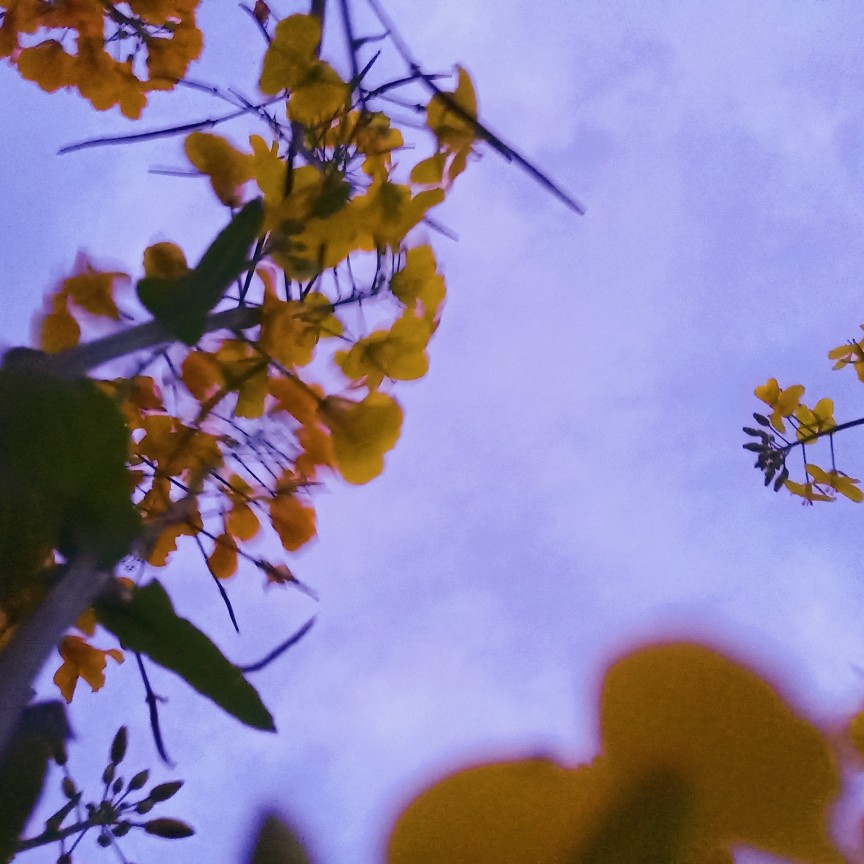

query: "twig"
xmin=134 ymin=652 xmax=173 ymax=765
xmin=58 ymin=99 xmax=282 ymax=155
xmin=240 ymin=617 xmax=316 ymax=672
xmin=365 ymin=0 xmax=586 ymax=215
xmin=37 ymin=305 xmax=260 ymax=378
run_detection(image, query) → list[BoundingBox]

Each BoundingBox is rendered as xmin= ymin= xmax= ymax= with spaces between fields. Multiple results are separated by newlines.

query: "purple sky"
xmin=5 ymin=2 xmax=864 ymax=862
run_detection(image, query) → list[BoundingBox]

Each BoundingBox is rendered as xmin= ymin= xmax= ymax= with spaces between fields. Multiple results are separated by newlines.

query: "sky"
xmin=5 ymin=1 xmax=864 ymax=862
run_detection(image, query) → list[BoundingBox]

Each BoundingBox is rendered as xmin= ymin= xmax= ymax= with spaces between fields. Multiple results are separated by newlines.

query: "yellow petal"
xmin=207 ymin=533 xmax=238 ymax=579
xmin=269 ymin=494 xmax=316 ymax=551
xmin=144 ymin=242 xmax=189 ymax=279
xmin=288 ymin=62 xmax=349 ymax=126
xmin=319 ymin=393 xmax=402 ymax=484
xmin=259 ymin=13 xmax=321 ymax=94
xmin=226 ymin=504 xmax=260 ymax=542
xmin=388 ymin=758 xmax=609 ymax=864
xmin=185 ymin=132 xmax=254 ymax=206
xmin=600 ymin=642 xmax=842 ymax=862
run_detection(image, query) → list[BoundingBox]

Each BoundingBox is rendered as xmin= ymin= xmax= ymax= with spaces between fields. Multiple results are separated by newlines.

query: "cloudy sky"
xmin=5 ymin=2 xmax=864 ymax=862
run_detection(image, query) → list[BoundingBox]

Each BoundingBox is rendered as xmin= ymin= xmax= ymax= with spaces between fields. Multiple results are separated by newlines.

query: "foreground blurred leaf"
xmin=0 ymin=702 xmax=69 ymax=861
xmin=248 ymin=813 xmax=312 ymax=864
xmin=96 ymin=581 xmax=274 ymax=731
xmin=0 ymin=353 xmax=140 ymax=621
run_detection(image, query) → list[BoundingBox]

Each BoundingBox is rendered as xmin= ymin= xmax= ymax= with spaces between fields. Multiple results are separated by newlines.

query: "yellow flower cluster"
xmin=0 ymin=0 xmax=202 ymax=117
xmin=17 ymin=9 xmax=478 ymax=700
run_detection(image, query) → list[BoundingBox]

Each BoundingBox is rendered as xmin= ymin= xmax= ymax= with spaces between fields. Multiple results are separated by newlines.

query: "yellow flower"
xmin=288 ymin=62 xmax=349 ymax=127
xmin=827 ymin=326 xmax=864 ymax=382
xmin=388 ymin=643 xmax=843 ymax=864
xmin=17 ymin=40 xmax=77 ymax=92
xmin=391 ymin=245 xmax=447 ymax=324
xmin=54 ymin=635 xmax=124 ymax=703
xmin=207 ymin=532 xmax=238 ymax=579
xmin=318 ymin=393 xmax=402 ymax=484
xmin=269 ymin=485 xmax=317 ymax=551
xmin=38 ymin=292 xmax=80 ymax=353
xmin=354 ymin=181 xmax=445 ymax=250
xmin=185 ymin=132 xmax=254 ymax=207
xmin=754 ymin=378 xmax=804 ymax=433
xmin=259 ymin=13 xmax=321 ymax=94
xmin=335 ymin=313 xmax=432 ymax=390
xmin=795 ymin=398 xmax=836 ymax=442
xmin=805 ymin=464 xmax=862 ymax=502
xmin=261 ymin=289 xmax=341 ymax=368
xmin=144 ymin=241 xmax=189 ymax=279
xmin=425 ymin=66 xmax=478 ymax=184
xmin=784 ymin=479 xmax=834 ymax=504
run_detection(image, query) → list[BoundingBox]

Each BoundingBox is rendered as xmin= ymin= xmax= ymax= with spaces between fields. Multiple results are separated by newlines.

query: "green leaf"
xmin=0 ymin=702 xmax=70 ymax=862
xmin=137 ymin=198 xmax=264 ymax=345
xmin=0 ymin=358 xmax=140 ymax=611
xmin=95 ymin=581 xmax=275 ymax=731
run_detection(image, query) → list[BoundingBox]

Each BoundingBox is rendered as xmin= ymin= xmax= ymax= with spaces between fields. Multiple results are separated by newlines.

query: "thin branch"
xmin=0 ymin=555 xmax=106 ymax=760
xmin=338 ymin=0 xmax=362 ymax=95
xmin=193 ymin=534 xmax=240 ymax=633
xmin=239 ymin=2 xmax=272 ymax=43
xmin=779 ymin=415 xmax=864 ymax=454
xmin=365 ymin=0 xmax=586 ymax=215
xmin=134 ymin=652 xmax=173 ymax=765
xmin=58 ymin=99 xmax=282 ymax=155
xmin=240 ymin=617 xmax=316 ymax=672
xmin=18 ymin=817 xmax=102 ymax=852
xmin=37 ymin=305 xmax=259 ymax=378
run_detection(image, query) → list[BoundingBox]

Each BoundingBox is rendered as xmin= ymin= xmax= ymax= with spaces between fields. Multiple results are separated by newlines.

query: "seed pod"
xmin=148 ymin=780 xmax=183 ymax=802
xmin=143 ymin=818 xmax=195 ymax=839
xmin=109 ymin=727 xmax=128 ymax=766
xmin=128 ymin=770 xmax=149 ymax=791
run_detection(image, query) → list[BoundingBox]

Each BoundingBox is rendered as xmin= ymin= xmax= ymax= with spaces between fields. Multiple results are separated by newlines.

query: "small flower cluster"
xmin=747 ymin=370 xmax=863 ymax=504
xmin=14 ymin=11 xmax=478 ymax=700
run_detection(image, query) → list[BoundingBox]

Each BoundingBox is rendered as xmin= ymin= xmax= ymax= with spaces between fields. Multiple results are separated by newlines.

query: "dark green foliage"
xmin=0 ymin=353 xmax=140 ymax=621
xmin=137 ymin=198 xmax=264 ymax=345
xmin=96 ymin=580 xmax=275 ymax=731
xmin=0 ymin=702 xmax=69 ymax=863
